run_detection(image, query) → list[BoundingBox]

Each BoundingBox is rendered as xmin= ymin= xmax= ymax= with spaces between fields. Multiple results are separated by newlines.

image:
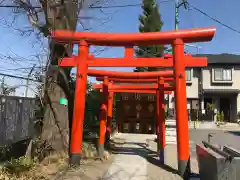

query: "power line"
xmin=0 ymin=0 xmax=172 ymax=9
xmin=1 ymin=0 xmax=239 ymax=36
xmin=188 ymin=3 xmax=240 ymax=34
xmin=89 ymin=0 xmax=173 ymax=9
xmin=89 ymin=4 xmax=141 ymax=8
xmin=0 ymin=66 xmax=43 ymax=71
xmin=0 ymin=72 xmax=40 ymax=82
xmin=0 ymin=5 xmax=40 ymax=8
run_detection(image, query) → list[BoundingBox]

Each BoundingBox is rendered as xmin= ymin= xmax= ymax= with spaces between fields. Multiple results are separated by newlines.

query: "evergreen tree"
xmin=134 ymin=0 xmax=165 ymax=72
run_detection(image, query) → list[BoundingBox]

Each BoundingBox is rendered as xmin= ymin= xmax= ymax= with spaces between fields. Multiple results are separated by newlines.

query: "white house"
xmin=168 ymin=53 xmax=240 ymax=122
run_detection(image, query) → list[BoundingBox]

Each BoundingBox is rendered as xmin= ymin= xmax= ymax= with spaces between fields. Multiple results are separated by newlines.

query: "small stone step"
xmin=165 ymin=122 xmax=177 ymax=144
xmin=166 ymin=131 xmax=176 ymax=136
xmin=166 ymin=136 xmax=177 ymax=144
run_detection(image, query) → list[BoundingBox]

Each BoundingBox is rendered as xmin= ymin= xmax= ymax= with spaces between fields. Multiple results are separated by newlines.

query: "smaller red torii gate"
xmin=91 ymin=73 xmax=174 ymax=160
xmin=93 ymin=77 xmax=174 ymax=164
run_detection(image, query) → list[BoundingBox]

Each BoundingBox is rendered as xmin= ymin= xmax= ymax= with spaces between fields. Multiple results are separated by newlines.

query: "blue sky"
xmin=80 ymin=0 xmax=240 ymax=81
xmin=0 ymin=0 xmax=240 ymax=96
xmin=79 ymin=0 xmax=240 ymax=55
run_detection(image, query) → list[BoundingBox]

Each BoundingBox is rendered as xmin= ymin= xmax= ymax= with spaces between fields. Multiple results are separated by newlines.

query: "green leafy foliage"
xmin=134 ymin=0 xmax=165 ymax=72
xmin=84 ymin=82 xmax=101 ymax=127
xmin=216 ymin=111 xmax=224 ymax=122
xmin=4 ymin=156 xmax=35 ymax=174
xmin=220 ymin=111 xmax=224 ymax=122
xmin=216 ymin=112 xmax=220 ymax=122
xmin=207 ymin=103 xmax=216 ymax=110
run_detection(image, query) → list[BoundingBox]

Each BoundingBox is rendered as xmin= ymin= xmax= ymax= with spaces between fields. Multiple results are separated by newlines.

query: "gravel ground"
xmin=51 ymin=157 xmax=114 ymax=180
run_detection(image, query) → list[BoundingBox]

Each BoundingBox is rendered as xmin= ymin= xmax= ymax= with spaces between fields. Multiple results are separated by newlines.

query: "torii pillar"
xmin=157 ymin=77 xmax=166 ymax=164
xmin=98 ymin=76 xmax=109 ymax=158
xmin=70 ymin=41 xmax=88 ymax=165
xmin=106 ymin=89 xmax=114 ymax=147
xmin=173 ymin=39 xmax=190 ymax=178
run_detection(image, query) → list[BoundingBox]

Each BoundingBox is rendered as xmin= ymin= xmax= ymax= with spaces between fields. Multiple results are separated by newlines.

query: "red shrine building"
xmin=116 ymin=92 xmax=167 ymax=134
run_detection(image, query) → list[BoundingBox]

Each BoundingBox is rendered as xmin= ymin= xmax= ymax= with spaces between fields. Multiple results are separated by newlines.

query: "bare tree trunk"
xmin=14 ymin=0 xmax=100 ymax=159
xmin=36 ymin=0 xmax=80 ymax=158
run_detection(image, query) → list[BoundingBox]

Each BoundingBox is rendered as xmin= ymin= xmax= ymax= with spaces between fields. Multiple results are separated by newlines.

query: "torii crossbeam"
xmin=98 ymin=89 xmax=172 ymax=94
xmin=93 ymin=83 xmax=175 ymax=90
xmin=52 ymin=27 xmax=215 ymax=45
xmin=60 ymin=54 xmax=207 ymax=67
xmin=96 ymin=77 xmax=174 ymax=83
xmin=87 ymin=69 xmax=174 ymax=78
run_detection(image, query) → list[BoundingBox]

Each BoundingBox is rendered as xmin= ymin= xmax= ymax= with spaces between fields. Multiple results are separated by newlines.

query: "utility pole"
xmin=175 ymin=0 xmax=202 ymax=51
xmin=165 ymin=0 xmax=190 ymax=53
xmin=175 ymin=0 xmax=179 ymax=30
xmin=25 ymin=64 xmax=36 ymax=97
xmin=175 ymin=0 xmax=188 ymax=30
xmin=1 ymin=76 xmax=4 ymax=94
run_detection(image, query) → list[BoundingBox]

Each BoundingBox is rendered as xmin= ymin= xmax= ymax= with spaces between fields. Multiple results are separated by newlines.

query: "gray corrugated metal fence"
xmin=0 ymin=95 xmax=37 ymax=147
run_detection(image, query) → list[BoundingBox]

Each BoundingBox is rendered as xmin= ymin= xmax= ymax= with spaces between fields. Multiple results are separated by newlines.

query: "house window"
xmin=214 ymin=68 xmax=232 ymax=81
xmin=185 ymin=69 xmax=191 ymax=81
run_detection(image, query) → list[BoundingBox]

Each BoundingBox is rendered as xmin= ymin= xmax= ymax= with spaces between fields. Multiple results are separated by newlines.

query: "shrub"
xmin=216 ymin=112 xmax=221 ymax=122
xmin=220 ymin=111 xmax=224 ymax=122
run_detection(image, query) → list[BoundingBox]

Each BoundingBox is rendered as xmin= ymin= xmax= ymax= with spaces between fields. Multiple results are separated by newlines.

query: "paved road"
xmin=189 ymin=129 xmax=240 ymax=150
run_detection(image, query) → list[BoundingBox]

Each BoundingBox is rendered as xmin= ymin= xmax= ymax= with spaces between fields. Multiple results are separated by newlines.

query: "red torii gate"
xmin=93 ymin=79 xmax=174 ymax=164
xmin=52 ymin=27 xmax=216 ymax=178
xmin=89 ymin=71 xmax=174 ymax=160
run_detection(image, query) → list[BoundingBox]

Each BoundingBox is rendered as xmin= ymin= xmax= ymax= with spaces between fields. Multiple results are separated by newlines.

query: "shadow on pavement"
xmin=226 ymin=131 xmax=240 ymax=136
xmin=109 ymin=140 xmax=200 ymax=179
xmin=110 ymin=141 xmax=179 ymax=175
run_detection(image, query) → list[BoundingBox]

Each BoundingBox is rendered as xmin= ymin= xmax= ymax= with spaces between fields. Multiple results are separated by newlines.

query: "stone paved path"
xmin=102 ymin=133 xmax=199 ymax=180
xmin=54 ymin=133 xmax=199 ymax=180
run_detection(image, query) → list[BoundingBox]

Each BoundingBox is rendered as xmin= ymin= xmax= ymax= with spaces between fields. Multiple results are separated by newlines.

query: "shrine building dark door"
xmin=116 ymin=93 xmax=156 ymax=134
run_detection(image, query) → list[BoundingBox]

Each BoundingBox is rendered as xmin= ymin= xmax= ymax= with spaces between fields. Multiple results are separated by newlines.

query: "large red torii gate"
xmin=52 ymin=27 xmax=216 ymax=178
